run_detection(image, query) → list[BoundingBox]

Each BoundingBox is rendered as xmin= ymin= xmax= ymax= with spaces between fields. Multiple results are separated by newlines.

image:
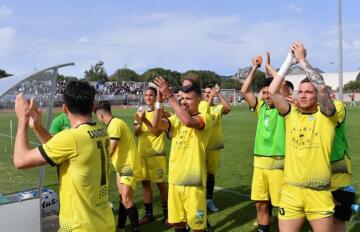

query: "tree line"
xmin=80 ymin=61 xmax=269 ymax=91
xmin=2 ymin=62 xmax=360 ymax=92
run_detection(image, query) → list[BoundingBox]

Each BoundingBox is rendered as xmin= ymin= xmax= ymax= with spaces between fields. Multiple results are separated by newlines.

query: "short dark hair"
xmin=300 ymin=77 xmax=311 ymax=84
xmin=299 ymin=77 xmax=317 ymax=92
xmin=94 ymin=100 xmax=112 ymax=114
xmin=259 ymin=77 xmax=273 ymax=89
xmin=204 ymin=84 xmax=214 ymax=89
xmin=180 ymin=84 xmax=202 ymax=97
xmin=145 ymin=86 xmax=157 ymax=96
xmin=63 ymin=80 xmax=96 ymax=115
xmin=183 ymin=75 xmax=202 ymax=88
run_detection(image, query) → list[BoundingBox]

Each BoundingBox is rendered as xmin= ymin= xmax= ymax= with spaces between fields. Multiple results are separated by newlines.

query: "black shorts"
xmin=332 ymin=189 xmax=355 ymax=221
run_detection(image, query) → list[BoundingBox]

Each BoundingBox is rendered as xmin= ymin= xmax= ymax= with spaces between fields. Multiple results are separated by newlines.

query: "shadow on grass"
xmin=209 ymin=184 xmax=258 ymax=231
xmin=349 ymin=213 xmax=360 ymax=232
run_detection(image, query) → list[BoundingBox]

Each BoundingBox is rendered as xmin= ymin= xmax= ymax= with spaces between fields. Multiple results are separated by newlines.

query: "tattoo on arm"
xmin=301 ymin=60 xmax=335 ymax=116
xmin=302 ymin=61 xmax=325 ymax=88
xmin=318 ymin=88 xmax=336 ymax=116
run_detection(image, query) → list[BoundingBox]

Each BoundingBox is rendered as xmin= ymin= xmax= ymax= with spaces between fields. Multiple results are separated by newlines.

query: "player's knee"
xmin=122 ymin=196 xmax=133 ymax=208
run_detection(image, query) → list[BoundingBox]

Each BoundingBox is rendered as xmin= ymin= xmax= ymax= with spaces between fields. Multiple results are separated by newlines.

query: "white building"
xmin=286 ymin=71 xmax=359 ymax=91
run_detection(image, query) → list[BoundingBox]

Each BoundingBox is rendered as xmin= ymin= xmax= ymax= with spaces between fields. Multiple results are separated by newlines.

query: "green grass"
xmin=1 ymin=105 xmax=360 ymax=231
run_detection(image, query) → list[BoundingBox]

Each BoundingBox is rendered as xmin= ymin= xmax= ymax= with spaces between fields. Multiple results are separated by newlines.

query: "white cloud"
xmin=286 ymin=4 xmax=303 ymax=14
xmin=352 ymin=39 xmax=360 ymax=49
xmin=0 ymin=27 xmax=16 ymax=50
xmin=2 ymin=11 xmax=360 ymax=78
xmin=78 ymin=35 xmax=90 ymax=43
xmin=0 ymin=6 xmax=12 ymax=17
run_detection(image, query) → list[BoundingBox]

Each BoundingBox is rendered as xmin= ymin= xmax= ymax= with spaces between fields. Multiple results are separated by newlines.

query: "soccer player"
xmin=94 ymin=101 xmax=141 ymax=232
xmin=152 ymin=76 xmax=213 ymax=232
xmin=49 ymin=112 xmax=70 ymax=135
xmin=330 ymin=100 xmax=353 ymax=232
xmin=202 ymin=84 xmax=231 ymax=212
xmin=268 ymin=42 xmax=339 ymax=232
xmin=182 ymin=75 xmax=210 ymax=114
xmin=134 ymin=86 xmax=169 ymax=225
xmin=13 ymin=80 xmax=115 ymax=231
xmin=240 ymin=55 xmax=294 ymax=232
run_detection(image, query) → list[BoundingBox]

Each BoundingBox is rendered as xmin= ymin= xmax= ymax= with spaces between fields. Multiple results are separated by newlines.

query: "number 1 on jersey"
xmin=97 ymin=141 xmax=107 ymax=186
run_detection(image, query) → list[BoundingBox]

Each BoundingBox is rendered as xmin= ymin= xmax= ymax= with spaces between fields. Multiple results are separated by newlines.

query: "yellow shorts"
xmin=206 ymin=150 xmax=221 ymax=175
xmin=278 ymin=184 xmax=334 ymax=221
xmin=140 ymin=156 xmax=167 ymax=183
xmin=251 ymin=167 xmax=283 ymax=206
xmin=168 ymin=184 xmax=207 ymax=230
xmin=117 ymin=173 xmax=138 ymax=191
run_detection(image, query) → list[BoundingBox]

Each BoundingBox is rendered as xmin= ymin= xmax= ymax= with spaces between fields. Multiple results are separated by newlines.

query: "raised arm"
xmin=141 ymin=114 xmax=162 ymax=136
xmin=151 ymin=86 xmax=170 ymax=132
xmin=265 ymin=52 xmax=272 ymax=78
xmin=154 ymin=76 xmax=204 ymax=129
xmin=268 ymin=51 xmax=297 ymax=115
xmin=134 ymin=111 xmax=143 ymax=137
xmin=240 ymin=58 xmax=259 ymax=108
xmin=29 ymin=101 xmax=52 ymax=143
xmin=214 ymin=84 xmax=231 ymax=114
xmin=14 ymin=94 xmax=47 ymax=169
xmin=292 ymin=42 xmax=335 ymax=116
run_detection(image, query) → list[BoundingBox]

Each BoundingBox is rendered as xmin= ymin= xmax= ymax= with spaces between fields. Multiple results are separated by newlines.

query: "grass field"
xmin=1 ymin=104 xmax=360 ymax=231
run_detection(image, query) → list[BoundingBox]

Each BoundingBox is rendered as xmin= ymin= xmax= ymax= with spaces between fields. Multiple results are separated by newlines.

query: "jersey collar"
xmin=75 ymin=122 xmax=96 ymax=128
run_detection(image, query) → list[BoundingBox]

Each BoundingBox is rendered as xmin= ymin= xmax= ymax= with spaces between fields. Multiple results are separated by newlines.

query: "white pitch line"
xmin=0 ymin=133 xmax=40 ymax=145
xmin=214 ymin=186 xmax=250 ymax=198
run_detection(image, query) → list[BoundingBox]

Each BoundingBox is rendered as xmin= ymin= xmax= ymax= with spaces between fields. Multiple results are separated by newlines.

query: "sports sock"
xmin=117 ymin=202 xmax=127 ymax=229
xmin=257 ymin=224 xmax=270 ymax=232
xmin=144 ymin=203 xmax=153 ymax=216
xmin=206 ymin=174 xmax=215 ymax=199
xmin=161 ymin=201 xmax=168 ymax=219
xmin=126 ymin=205 xmax=140 ymax=231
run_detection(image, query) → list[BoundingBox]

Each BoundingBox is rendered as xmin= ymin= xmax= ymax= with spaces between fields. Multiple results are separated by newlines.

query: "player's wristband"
xmin=278 ymin=52 xmax=294 ymax=78
xmin=155 ymin=101 xmax=162 ymax=109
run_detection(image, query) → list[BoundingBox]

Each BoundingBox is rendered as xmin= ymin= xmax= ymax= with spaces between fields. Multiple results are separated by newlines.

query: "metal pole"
xmin=338 ymin=0 xmax=344 ymax=100
xmin=38 ymin=67 xmax=58 ymax=197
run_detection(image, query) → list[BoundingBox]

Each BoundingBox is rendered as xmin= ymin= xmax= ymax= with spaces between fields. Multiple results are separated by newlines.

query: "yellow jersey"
xmin=167 ymin=113 xmax=212 ymax=187
xmin=137 ymin=110 xmax=166 ymax=157
xmin=107 ymin=117 xmax=141 ymax=178
xmin=283 ymin=106 xmax=342 ymax=190
xmin=199 ymin=100 xmax=210 ymax=114
xmin=39 ymin=122 xmax=115 ymax=232
xmin=207 ymin=104 xmax=224 ymax=150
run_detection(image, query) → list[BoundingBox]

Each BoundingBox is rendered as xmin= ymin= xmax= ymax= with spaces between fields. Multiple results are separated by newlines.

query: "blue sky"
xmin=1 ymin=0 xmax=360 ymax=78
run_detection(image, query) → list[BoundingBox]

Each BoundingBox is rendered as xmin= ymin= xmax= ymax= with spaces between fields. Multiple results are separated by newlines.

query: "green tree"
xmin=221 ymin=79 xmax=242 ymax=90
xmin=344 ymin=80 xmax=360 ymax=92
xmin=57 ymin=74 xmax=78 ymax=81
xmin=250 ymin=70 xmax=266 ymax=92
xmin=142 ymin=68 xmax=181 ymax=89
xmin=181 ymin=70 xmax=222 ymax=87
xmin=84 ymin=61 xmax=108 ymax=81
xmin=109 ymin=68 xmax=140 ymax=82
xmin=0 ymin=69 xmax=13 ymax=79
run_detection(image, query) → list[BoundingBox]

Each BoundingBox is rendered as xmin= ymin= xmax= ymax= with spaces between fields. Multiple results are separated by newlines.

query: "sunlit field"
xmin=1 ymin=104 xmax=360 ymax=231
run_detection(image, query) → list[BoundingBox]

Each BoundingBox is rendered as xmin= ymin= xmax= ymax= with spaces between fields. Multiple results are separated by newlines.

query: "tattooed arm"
xmin=292 ymin=42 xmax=335 ymax=116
